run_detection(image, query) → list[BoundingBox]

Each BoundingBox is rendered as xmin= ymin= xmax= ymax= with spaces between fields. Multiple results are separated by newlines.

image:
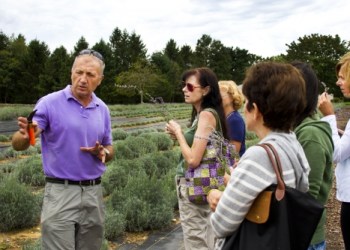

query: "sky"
xmin=1 ymin=0 xmax=349 ymax=58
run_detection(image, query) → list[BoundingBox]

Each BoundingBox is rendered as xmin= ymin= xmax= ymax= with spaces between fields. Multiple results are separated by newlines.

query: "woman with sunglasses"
xmin=165 ymin=67 xmax=227 ymax=250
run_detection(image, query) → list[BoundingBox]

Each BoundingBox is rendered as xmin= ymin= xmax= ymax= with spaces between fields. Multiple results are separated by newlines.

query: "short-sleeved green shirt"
xmin=176 ymin=118 xmax=198 ymax=177
xmin=176 ymin=108 xmax=221 ymax=176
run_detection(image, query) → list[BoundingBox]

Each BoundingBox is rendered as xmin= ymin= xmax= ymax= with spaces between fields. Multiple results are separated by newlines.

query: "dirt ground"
xmin=0 ymin=226 xmax=41 ymax=249
xmin=326 ymin=179 xmax=344 ymax=250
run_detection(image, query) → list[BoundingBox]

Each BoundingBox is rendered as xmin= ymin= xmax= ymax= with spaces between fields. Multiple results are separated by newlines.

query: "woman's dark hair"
xmin=242 ymin=62 xmax=306 ymax=132
xmin=182 ymin=67 xmax=227 ymax=138
xmin=291 ymin=61 xmax=319 ymax=127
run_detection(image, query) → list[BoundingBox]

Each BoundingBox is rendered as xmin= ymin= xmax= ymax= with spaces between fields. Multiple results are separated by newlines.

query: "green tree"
xmin=91 ymin=39 xmax=115 ymax=103
xmin=110 ymin=27 xmax=147 ymax=75
xmin=72 ymin=36 xmax=89 ymax=55
xmin=265 ymin=54 xmax=286 ymax=63
xmin=115 ymin=60 xmax=167 ymax=104
xmin=229 ymin=47 xmax=261 ymax=84
xmin=179 ymin=44 xmax=194 ymax=70
xmin=164 ymin=39 xmax=180 ymax=62
xmin=128 ymin=32 xmax=147 ymax=64
xmin=39 ymin=46 xmax=71 ymax=95
xmin=194 ymin=34 xmax=212 ymax=67
xmin=150 ymin=52 xmax=182 ymax=102
xmin=0 ymin=50 xmax=17 ymax=103
xmin=4 ymin=34 xmax=28 ymax=103
xmin=284 ymin=34 xmax=350 ymax=97
xmin=208 ymin=40 xmax=232 ymax=80
xmin=194 ymin=34 xmax=242 ymax=80
xmin=162 ymin=40 xmax=186 ymax=101
xmin=0 ymin=32 xmax=14 ymax=103
xmin=8 ymin=34 xmax=27 ymax=58
xmin=19 ymin=39 xmax=50 ymax=103
xmin=0 ymin=31 xmax=9 ymax=50
xmin=110 ymin=27 xmax=129 ymax=74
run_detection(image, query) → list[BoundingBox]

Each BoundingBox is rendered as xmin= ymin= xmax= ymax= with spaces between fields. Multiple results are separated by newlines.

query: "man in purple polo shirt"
xmin=12 ymin=49 xmax=114 ymax=249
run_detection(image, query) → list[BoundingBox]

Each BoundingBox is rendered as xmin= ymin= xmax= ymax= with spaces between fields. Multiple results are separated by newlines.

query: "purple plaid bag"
xmin=185 ymin=138 xmax=235 ymax=205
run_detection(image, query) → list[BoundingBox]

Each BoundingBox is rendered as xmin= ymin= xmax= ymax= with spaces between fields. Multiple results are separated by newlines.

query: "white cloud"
xmin=0 ymin=0 xmax=349 ymax=57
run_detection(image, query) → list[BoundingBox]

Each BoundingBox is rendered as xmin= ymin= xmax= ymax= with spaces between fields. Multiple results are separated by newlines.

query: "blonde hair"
xmin=336 ymin=52 xmax=350 ymax=88
xmin=219 ymin=80 xmax=244 ymax=110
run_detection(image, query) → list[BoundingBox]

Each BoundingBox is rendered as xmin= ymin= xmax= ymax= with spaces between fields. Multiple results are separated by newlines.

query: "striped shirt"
xmin=210 ymin=132 xmax=310 ymax=249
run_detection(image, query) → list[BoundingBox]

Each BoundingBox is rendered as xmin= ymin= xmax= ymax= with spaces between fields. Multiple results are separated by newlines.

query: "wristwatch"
xmin=103 ymin=147 xmax=110 ymax=156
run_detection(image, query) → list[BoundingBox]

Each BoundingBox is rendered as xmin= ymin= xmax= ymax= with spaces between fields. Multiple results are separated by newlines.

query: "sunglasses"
xmin=78 ymin=49 xmax=104 ymax=62
xmin=182 ymin=82 xmax=202 ymax=92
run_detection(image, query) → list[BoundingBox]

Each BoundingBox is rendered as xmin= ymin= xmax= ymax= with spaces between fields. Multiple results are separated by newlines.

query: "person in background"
xmin=165 ymin=67 xmax=227 ymax=250
xmin=11 ymin=49 xmax=114 ymax=250
xmin=207 ymin=62 xmax=310 ymax=249
xmin=318 ymin=51 xmax=350 ymax=250
xmin=292 ymin=61 xmax=334 ymax=250
xmin=218 ymin=80 xmax=246 ymax=157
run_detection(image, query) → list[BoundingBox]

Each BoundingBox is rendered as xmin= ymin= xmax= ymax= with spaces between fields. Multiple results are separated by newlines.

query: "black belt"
xmin=45 ymin=177 xmax=101 ymax=186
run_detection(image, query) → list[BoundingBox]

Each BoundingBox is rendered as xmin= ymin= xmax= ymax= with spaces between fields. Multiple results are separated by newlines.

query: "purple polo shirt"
xmin=33 ymin=85 xmax=112 ymax=180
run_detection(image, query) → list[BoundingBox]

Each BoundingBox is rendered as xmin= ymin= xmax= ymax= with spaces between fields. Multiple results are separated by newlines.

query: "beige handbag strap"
xmin=258 ymin=143 xmax=286 ymax=201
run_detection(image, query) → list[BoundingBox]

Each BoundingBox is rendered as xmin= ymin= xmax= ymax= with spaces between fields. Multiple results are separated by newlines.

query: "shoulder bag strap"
xmin=258 ymin=143 xmax=286 ymax=201
xmin=203 ymin=108 xmax=223 ymax=134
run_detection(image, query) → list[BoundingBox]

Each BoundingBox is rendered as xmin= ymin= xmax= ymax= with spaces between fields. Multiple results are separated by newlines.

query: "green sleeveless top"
xmin=176 ymin=108 xmax=222 ymax=177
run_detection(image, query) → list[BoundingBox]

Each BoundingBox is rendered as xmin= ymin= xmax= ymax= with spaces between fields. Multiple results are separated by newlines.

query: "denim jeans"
xmin=341 ymin=202 xmax=350 ymax=250
xmin=308 ymin=241 xmax=326 ymax=250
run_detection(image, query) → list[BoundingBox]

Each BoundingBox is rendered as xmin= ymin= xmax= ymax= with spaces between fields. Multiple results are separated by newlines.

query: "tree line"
xmin=0 ymin=27 xmax=349 ymax=104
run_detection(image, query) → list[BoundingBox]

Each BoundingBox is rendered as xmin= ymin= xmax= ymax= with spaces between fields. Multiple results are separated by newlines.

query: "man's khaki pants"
xmin=41 ymin=182 xmax=105 ymax=250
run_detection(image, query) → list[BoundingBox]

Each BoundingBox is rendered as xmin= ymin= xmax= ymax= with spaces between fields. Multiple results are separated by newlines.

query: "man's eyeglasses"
xmin=78 ymin=49 xmax=104 ymax=63
xmin=182 ymin=82 xmax=202 ymax=92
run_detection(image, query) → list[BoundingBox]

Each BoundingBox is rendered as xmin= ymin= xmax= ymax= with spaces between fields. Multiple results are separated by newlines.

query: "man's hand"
xmin=12 ymin=117 xmax=38 ymax=151
xmin=80 ymin=141 xmax=107 ymax=163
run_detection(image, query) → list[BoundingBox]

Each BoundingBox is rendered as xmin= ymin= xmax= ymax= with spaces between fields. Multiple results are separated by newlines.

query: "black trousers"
xmin=341 ymin=202 xmax=350 ymax=250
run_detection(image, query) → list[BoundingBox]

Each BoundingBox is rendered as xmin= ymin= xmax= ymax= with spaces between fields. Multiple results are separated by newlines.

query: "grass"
xmin=0 ymin=105 xmax=34 ymax=121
